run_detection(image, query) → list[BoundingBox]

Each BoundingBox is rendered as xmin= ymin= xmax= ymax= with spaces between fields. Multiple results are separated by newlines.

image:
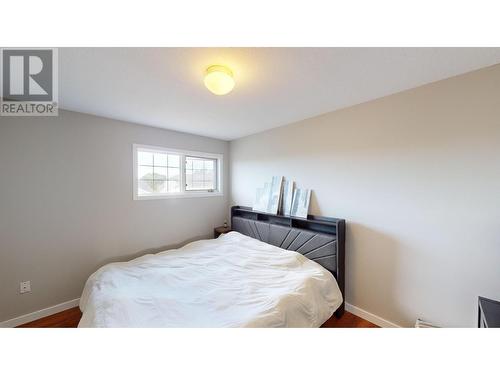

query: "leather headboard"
xmin=232 ymin=216 xmax=338 ymax=276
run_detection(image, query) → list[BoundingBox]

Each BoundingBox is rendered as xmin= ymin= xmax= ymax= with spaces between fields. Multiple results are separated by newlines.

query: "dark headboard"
xmin=231 ymin=206 xmax=345 ymax=317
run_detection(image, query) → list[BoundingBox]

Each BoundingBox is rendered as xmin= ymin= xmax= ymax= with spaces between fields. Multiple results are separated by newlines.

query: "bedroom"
xmin=1 ymin=1 xmax=499 ymax=374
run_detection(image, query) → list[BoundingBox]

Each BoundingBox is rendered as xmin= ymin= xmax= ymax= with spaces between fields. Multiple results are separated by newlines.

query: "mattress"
xmin=78 ymin=231 xmax=343 ymax=327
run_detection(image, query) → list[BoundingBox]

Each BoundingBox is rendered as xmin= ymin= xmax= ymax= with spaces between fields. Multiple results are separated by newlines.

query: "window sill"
xmin=134 ymin=192 xmax=224 ymax=200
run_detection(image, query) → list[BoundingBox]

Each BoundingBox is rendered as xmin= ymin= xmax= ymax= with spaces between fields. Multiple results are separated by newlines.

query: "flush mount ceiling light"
xmin=204 ymin=65 xmax=235 ymax=95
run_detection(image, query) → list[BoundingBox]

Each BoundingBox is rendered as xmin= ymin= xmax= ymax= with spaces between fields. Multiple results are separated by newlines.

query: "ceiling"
xmin=59 ymin=48 xmax=500 ymax=140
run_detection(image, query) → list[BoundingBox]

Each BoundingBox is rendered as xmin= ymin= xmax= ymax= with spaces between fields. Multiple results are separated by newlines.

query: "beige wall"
xmin=0 ymin=110 xmax=229 ymax=322
xmin=230 ymin=64 xmax=500 ymax=327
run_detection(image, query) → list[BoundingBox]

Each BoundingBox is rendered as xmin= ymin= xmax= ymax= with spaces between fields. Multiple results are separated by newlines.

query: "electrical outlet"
xmin=20 ymin=281 xmax=31 ymax=294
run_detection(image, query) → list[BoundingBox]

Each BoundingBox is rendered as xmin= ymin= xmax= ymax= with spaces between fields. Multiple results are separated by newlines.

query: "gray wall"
xmin=230 ymin=64 xmax=500 ymax=327
xmin=0 ymin=110 xmax=229 ymax=322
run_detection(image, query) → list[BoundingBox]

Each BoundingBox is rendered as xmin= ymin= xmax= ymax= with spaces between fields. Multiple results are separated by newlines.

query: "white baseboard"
xmin=0 ymin=298 xmax=80 ymax=328
xmin=346 ymin=303 xmax=401 ymax=328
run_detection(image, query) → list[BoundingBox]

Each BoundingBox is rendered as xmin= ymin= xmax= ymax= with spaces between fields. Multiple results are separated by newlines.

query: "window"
xmin=133 ymin=144 xmax=223 ymax=199
xmin=185 ymin=156 xmax=217 ymax=191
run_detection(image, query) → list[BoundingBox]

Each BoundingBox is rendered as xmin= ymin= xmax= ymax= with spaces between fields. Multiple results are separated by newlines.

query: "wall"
xmin=230 ymin=64 xmax=500 ymax=327
xmin=0 ymin=110 xmax=229 ymax=322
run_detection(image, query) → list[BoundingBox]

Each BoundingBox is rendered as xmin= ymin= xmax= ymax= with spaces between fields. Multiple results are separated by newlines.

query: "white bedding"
xmin=79 ymin=231 xmax=342 ymax=327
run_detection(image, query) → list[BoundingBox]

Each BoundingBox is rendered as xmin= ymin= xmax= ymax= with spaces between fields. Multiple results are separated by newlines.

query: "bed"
xmin=78 ymin=206 xmax=345 ymax=327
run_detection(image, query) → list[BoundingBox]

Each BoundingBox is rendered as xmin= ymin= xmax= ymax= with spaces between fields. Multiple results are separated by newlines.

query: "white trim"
xmin=133 ymin=144 xmax=222 ymax=159
xmin=345 ymin=303 xmax=401 ymax=328
xmin=136 ymin=192 xmax=224 ymax=200
xmin=0 ymin=298 xmax=80 ymax=328
xmin=132 ymin=144 xmax=224 ymax=200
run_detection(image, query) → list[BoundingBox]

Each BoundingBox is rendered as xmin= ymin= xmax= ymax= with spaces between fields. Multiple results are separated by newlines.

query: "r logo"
xmin=2 ymin=49 xmax=53 ymax=102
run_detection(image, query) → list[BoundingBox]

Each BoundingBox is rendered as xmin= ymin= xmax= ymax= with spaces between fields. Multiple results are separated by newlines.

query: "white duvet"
xmin=79 ymin=231 xmax=342 ymax=327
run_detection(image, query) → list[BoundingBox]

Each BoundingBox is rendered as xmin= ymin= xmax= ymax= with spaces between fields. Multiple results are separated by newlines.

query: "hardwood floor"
xmin=18 ymin=307 xmax=83 ymax=328
xmin=322 ymin=311 xmax=379 ymax=328
xmin=17 ymin=308 xmax=378 ymax=328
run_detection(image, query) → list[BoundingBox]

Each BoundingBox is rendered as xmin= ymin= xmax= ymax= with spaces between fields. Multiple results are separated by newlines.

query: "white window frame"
xmin=133 ymin=144 xmax=223 ymax=200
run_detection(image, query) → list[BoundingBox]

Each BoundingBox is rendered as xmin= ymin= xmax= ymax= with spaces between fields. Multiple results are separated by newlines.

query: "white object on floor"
xmin=415 ymin=318 xmax=440 ymax=328
xmin=79 ymin=231 xmax=342 ymax=328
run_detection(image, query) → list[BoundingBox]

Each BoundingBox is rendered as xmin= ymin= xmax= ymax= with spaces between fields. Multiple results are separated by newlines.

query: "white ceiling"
xmin=60 ymin=48 xmax=500 ymax=140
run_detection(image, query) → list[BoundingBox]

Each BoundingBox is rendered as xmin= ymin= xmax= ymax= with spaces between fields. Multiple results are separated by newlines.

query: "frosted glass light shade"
xmin=204 ymin=65 xmax=235 ymax=95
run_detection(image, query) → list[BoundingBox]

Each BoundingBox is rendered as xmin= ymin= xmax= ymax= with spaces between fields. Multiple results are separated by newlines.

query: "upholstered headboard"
xmin=231 ymin=206 xmax=345 ymax=317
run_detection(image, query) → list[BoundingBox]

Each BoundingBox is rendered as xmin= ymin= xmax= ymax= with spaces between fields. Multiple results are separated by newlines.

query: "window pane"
xmin=154 ymin=166 xmax=167 ymax=181
xmin=138 ymin=166 xmax=153 ymax=180
xmin=168 ymin=154 xmax=180 ymax=167
xmin=205 ymin=172 xmax=214 ymax=185
xmin=204 ymin=160 xmax=214 ymax=170
xmin=168 ymin=167 xmax=180 ymax=181
xmin=153 ymin=180 xmax=167 ymax=193
xmin=168 ymin=181 xmax=180 ymax=192
xmin=192 ymin=169 xmax=204 ymax=182
xmin=185 ymin=156 xmax=216 ymax=191
xmin=154 ymin=153 xmax=168 ymax=167
xmin=138 ymin=179 xmax=154 ymax=194
xmin=193 ymin=159 xmax=204 ymax=169
xmin=138 ymin=151 xmax=153 ymax=166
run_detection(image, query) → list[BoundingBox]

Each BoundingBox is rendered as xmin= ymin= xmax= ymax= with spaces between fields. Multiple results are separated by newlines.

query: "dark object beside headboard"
xmin=231 ymin=206 xmax=345 ymax=317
